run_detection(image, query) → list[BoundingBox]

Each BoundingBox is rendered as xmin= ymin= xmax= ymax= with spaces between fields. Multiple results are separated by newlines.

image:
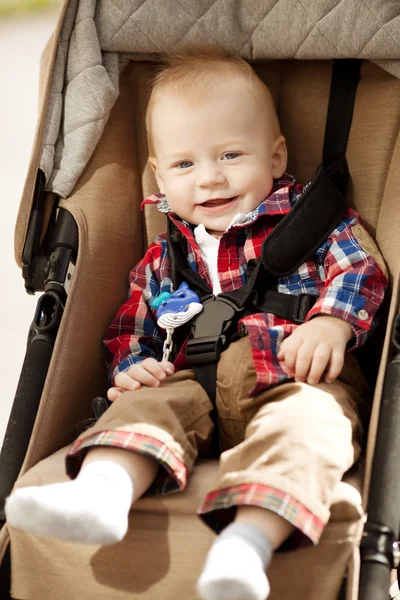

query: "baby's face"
xmin=149 ymin=79 xmax=287 ymax=236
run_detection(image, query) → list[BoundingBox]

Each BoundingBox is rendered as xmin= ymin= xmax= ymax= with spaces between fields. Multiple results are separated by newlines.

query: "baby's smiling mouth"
xmin=200 ymin=196 xmax=238 ymax=208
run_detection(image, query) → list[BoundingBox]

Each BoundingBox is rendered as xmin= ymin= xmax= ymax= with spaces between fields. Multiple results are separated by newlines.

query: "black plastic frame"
xmin=0 ymin=200 xmax=78 ymax=519
xmin=359 ymin=316 xmax=400 ymax=600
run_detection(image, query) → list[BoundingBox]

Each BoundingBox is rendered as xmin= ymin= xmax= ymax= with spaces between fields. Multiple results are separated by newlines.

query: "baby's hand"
xmin=277 ymin=316 xmax=353 ymax=385
xmin=107 ymin=358 xmax=175 ymax=402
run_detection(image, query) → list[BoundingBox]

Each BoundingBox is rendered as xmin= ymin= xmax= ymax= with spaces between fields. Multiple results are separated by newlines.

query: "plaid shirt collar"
xmin=141 ymin=173 xmax=297 ymax=233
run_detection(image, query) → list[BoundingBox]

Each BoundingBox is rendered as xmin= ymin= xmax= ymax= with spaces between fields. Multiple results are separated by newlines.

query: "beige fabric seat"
xmin=2 ymin=56 xmax=400 ymax=600
xmin=7 ymin=447 xmax=364 ymax=600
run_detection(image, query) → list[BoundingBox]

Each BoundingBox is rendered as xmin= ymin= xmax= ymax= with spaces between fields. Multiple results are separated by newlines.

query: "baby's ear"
xmin=148 ymin=157 xmax=165 ymax=193
xmin=271 ymin=135 xmax=288 ymax=179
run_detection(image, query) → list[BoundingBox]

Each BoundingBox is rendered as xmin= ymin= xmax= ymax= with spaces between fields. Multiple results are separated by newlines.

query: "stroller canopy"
xmin=28 ymin=0 xmax=400 ymax=204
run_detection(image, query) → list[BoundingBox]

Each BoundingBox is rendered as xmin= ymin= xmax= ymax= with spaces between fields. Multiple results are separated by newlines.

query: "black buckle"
xmin=293 ymin=293 xmax=318 ymax=324
xmin=185 ymin=297 xmax=242 ymax=365
xmin=186 ymin=335 xmax=226 ymax=364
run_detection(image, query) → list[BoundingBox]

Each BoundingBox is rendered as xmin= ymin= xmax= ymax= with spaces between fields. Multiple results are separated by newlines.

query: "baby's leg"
xmin=197 ymin=506 xmax=293 ymax=600
xmin=197 ymin=366 xmax=363 ymax=600
xmin=6 ymin=369 xmax=214 ymax=545
xmin=5 ymin=446 xmax=158 ymax=545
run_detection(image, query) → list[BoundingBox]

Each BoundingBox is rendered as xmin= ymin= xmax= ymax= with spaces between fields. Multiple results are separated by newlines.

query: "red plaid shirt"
xmin=104 ymin=175 xmax=387 ymax=396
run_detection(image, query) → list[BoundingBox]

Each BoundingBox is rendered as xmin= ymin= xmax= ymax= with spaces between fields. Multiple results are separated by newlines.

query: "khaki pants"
xmin=67 ymin=336 xmax=368 ymax=545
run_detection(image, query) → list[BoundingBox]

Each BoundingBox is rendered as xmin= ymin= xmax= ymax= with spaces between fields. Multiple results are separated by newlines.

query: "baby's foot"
xmin=5 ymin=460 xmax=134 ymax=545
xmin=197 ymin=529 xmax=271 ymax=600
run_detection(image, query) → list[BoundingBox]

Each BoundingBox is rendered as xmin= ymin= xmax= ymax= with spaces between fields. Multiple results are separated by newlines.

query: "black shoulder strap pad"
xmin=261 ymin=165 xmax=345 ymax=278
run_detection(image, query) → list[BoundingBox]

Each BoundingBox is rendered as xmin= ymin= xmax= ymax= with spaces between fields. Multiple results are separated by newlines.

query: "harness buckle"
xmin=186 ymin=335 xmax=226 ymax=364
xmin=185 ymin=297 xmax=242 ymax=365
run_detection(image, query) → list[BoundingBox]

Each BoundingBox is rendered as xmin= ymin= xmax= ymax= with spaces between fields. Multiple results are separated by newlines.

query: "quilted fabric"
xmin=41 ymin=0 xmax=400 ymax=198
xmin=97 ymin=0 xmax=400 ymax=61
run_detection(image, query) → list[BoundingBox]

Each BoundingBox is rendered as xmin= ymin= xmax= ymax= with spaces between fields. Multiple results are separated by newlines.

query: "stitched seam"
xmin=62 ymin=114 xmax=107 ymax=138
xmin=173 ymin=0 xmax=216 ymax=26
xmin=363 ymin=0 xmax=400 ymax=41
xmin=108 ymin=0 xmax=130 ymax=18
xmin=172 ymin=0 xmax=226 ymax=51
xmin=81 ymin=69 xmax=103 ymax=114
xmin=107 ymin=0 xmax=163 ymax=50
xmin=68 ymin=17 xmax=98 ymax=89
xmin=172 ymin=0 xmax=273 ymax=57
xmin=356 ymin=0 xmax=399 ymax=57
xmin=73 ymin=13 xmax=94 ymax=28
xmin=237 ymin=0 xmax=285 ymax=58
xmin=67 ymin=22 xmax=104 ymax=118
xmin=295 ymin=0 xmax=345 ymax=58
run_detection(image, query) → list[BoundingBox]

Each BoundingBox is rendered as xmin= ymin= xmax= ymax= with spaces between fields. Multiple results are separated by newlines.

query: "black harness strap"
xmin=262 ymin=59 xmax=361 ymax=278
xmin=167 ymin=59 xmax=361 ymax=406
xmin=323 ymin=59 xmax=361 ymax=185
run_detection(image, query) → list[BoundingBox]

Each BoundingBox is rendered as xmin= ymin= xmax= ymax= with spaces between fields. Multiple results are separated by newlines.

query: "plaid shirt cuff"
xmin=198 ymin=483 xmax=325 ymax=547
xmin=306 ymin=289 xmax=379 ymax=350
xmin=66 ymin=430 xmax=188 ymax=495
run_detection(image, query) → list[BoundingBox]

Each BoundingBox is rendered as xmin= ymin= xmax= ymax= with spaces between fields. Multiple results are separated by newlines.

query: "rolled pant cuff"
xmin=65 ymin=429 xmax=188 ymax=495
xmin=198 ymin=483 xmax=325 ymax=547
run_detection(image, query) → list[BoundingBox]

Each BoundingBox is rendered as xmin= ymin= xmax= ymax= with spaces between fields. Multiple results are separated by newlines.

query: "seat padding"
xmin=8 ymin=445 xmax=364 ymax=600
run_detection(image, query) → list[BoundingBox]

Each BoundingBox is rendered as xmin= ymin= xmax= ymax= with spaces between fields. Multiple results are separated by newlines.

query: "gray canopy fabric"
xmin=42 ymin=0 xmax=400 ymax=198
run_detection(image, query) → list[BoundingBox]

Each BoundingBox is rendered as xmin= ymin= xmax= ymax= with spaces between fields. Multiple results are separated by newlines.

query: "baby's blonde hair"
xmin=146 ymin=45 xmax=280 ymax=157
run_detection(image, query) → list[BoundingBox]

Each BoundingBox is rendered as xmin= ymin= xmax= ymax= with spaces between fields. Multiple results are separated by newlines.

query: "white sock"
xmin=5 ymin=460 xmax=134 ymax=545
xmin=197 ymin=523 xmax=272 ymax=600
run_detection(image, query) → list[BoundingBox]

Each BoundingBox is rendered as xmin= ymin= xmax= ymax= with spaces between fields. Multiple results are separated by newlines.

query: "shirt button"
xmin=358 ymin=309 xmax=369 ymax=321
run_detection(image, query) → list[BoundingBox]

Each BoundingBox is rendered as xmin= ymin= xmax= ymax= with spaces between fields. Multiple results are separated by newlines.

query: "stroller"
xmin=1 ymin=1 xmax=400 ymax=598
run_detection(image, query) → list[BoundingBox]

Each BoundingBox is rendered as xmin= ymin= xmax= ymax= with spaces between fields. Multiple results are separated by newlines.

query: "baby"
xmin=6 ymin=47 xmax=388 ymax=600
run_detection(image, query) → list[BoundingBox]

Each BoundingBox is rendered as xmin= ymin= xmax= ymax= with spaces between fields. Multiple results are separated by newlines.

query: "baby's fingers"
xmin=294 ymin=343 xmax=315 ymax=383
xmin=140 ymin=358 xmax=171 ymax=383
xmin=324 ymin=349 xmax=345 ymax=384
xmin=114 ymin=371 xmax=141 ymax=391
xmin=160 ymin=360 xmax=175 ymax=376
xmin=277 ymin=338 xmax=288 ymax=360
xmin=278 ymin=337 xmax=303 ymax=375
xmin=307 ymin=344 xmax=331 ymax=384
xmin=107 ymin=387 xmax=123 ymax=402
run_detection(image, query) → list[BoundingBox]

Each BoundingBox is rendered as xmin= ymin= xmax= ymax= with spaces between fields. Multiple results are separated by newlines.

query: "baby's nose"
xmin=197 ymin=164 xmax=226 ymax=187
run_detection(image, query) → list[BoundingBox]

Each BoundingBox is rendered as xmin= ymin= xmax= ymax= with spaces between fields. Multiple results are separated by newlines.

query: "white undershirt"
xmin=193 ymin=213 xmax=249 ymax=295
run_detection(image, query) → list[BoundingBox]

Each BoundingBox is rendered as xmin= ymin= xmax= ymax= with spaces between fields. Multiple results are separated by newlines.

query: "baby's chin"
xmin=190 ymin=194 xmax=265 ymax=233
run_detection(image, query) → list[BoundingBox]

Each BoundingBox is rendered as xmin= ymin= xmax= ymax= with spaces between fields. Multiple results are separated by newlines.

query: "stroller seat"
xmin=5 ymin=444 xmax=364 ymax=600
xmin=2 ymin=2 xmax=400 ymax=597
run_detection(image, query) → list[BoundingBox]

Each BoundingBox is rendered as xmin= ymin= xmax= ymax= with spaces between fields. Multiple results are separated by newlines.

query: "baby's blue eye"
xmin=176 ymin=160 xmax=193 ymax=169
xmin=222 ymin=153 xmax=239 ymax=160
